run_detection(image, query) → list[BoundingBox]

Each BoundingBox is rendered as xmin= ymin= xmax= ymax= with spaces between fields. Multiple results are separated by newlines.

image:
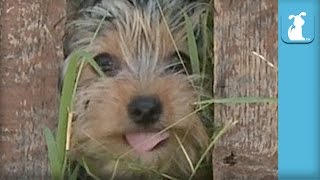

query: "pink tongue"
xmin=125 ymin=132 xmax=170 ymax=154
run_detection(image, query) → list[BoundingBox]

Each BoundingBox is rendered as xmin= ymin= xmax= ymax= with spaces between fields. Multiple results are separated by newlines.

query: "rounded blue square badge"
xmin=281 ymin=10 xmax=315 ymax=44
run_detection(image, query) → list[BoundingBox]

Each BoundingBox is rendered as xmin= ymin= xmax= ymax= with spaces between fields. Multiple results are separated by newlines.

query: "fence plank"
xmin=212 ymin=0 xmax=278 ymax=179
xmin=0 ymin=0 xmax=65 ymax=178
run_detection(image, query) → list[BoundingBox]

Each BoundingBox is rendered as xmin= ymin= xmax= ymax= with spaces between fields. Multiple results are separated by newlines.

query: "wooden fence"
xmin=212 ymin=0 xmax=278 ymax=179
xmin=0 ymin=0 xmax=65 ymax=178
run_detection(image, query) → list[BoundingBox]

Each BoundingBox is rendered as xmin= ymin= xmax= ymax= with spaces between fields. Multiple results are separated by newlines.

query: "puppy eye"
xmin=165 ymin=51 xmax=191 ymax=75
xmin=93 ymin=53 xmax=120 ymax=77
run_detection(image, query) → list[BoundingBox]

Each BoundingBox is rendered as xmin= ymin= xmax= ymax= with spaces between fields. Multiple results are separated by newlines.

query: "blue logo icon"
xmin=282 ymin=11 xmax=314 ymax=44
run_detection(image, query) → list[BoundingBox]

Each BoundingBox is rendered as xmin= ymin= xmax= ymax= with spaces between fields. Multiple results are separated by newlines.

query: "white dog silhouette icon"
xmin=288 ymin=12 xmax=307 ymax=41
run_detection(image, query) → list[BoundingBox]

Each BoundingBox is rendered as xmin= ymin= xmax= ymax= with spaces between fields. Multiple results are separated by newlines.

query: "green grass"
xmin=44 ymin=50 xmax=105 ymax=180
xmin=44 ymin=4 xmax=277 ymax=180
xmin=185 ymin=13 xmax=200 ymax=75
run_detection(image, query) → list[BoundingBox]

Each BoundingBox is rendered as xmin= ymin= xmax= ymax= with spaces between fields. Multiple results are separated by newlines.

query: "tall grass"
xmin=44 ymin=51 xmax=105 ymax=180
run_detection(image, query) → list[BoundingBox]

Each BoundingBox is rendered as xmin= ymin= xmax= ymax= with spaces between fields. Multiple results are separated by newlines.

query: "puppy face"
xmin=65 ymin=1 xmax=209 ymax=179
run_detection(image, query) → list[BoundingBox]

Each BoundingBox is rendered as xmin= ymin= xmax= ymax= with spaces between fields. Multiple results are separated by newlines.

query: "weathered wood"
xmin=0 ymin=0 xmax=65 ymax=178
xmin=212 ymin=0 xmax=278 ymax=179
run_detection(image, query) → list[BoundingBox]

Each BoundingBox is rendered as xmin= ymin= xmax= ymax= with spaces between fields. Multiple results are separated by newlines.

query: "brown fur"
xmin=64 ymin=0 xmax=210 ymax=179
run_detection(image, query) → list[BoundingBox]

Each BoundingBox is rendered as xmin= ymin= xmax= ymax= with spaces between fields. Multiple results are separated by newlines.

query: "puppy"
xmin=63 ymin=0 xmax=210 ymax=179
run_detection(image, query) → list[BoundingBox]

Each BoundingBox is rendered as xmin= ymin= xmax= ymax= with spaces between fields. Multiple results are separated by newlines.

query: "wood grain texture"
xmin=0 ymin=0 xmax=65 ymax=178
xmin=212 ymin=0 xmax=278 ymax=179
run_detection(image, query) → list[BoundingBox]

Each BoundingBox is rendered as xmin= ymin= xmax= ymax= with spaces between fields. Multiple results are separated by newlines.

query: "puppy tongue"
xmin=125 ymin=132 xmax=169 ymax=154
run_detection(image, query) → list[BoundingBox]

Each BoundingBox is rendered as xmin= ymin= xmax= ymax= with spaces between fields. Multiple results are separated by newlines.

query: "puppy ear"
xmin=299 ymin=12 xmax=307 ymax=16
xmin=288 ymin=15 xmax=295 ymax=20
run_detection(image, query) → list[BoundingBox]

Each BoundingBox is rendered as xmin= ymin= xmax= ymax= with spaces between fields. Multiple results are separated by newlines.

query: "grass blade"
xmin=44 ymin=128 xmax=61 ymax=180
xmin=83 ymin=159 xmax=101 ymax=180
xmin=56 ymin=52 xmax=80 ymax=165
xmin=54 ymin=50 xmax=106 ymax=179
xmin=69 ymin=164 xmax=80 ymax=180
xmin=174 ymin=133 xmax=195 ymax=173
xmin=81 ymin=52 xmax=106 ymax=77
xmin=194 ymin=97 xmax=277 ymax=105
xmin=185 ymin=14 xmax=200 ymax=75
xmin=188 ymin=120 xmax=238 ymax=180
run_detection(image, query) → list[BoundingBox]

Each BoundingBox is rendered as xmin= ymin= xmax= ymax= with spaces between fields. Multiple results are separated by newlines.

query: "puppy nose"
xmin=127 ymin=95 xmax=162 ymax=125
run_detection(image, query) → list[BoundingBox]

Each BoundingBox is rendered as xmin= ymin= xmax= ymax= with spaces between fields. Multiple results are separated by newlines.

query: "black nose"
xmin=127 ymin=95 xmax=162 ymax=125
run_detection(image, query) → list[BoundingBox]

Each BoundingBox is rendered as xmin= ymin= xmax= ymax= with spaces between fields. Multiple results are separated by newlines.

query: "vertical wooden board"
xmin=0 ymin=0 xmax=65 ymax=178
xmin=212 ymin=0 xmax=278 ymax=179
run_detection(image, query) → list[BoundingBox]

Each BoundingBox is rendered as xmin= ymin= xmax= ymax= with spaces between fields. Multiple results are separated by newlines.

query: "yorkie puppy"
xmin=62 ymin=0 xmax=210 ymax=179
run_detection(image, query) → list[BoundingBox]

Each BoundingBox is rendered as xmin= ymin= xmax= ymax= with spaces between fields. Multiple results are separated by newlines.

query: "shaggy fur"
xmin=63 ymin=0 xmax=210 ymax=179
